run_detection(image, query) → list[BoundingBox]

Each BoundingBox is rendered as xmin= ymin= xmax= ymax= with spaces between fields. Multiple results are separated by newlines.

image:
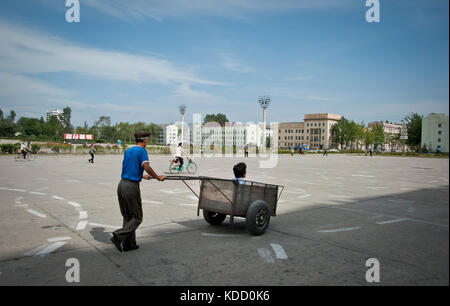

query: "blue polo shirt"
xmin=121 ymin=146 xmax=149 ymax=182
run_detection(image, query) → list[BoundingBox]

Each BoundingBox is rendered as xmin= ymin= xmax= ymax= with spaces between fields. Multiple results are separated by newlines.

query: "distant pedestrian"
xmin=291 ymin=148 xmax=294 ymax=156
xmin=244 ymin=145 xmax=248 ymax=157
xmin=369 ymin=149 xmax=373 ymax=157
xmin=88 ymin=145 xmax=96 ymax=163
xmin=323 ymin=148 xmax=328 ymax=156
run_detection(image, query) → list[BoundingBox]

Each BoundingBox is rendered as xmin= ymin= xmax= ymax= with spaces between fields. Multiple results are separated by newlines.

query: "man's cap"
xmin=134 ymin=131 xmax=151 ymax=138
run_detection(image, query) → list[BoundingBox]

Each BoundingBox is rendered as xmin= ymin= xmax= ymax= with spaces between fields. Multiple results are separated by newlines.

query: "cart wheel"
xmin=246 ymin=200 xmax=271 ymax=236
xmin=203 ymin=210 xmax=227 ymax=226
xmin=187 ymin=162 xmax=197 ymax=174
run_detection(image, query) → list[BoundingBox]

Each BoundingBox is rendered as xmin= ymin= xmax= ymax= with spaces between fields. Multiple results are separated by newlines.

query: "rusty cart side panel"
xmin=198 ymin=179 xmax=235 ymax=215
xmin=198 ymin=178 xmax=279 ymax=218
xmin=234 ymin=183 xmax=278 ymax=217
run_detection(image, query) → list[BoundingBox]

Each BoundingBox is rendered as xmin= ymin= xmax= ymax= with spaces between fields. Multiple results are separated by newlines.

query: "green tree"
xmin=404 ymin=113 xmax=422 ymax=152
xmin=0 ymin=109 xmax=3 ymax=121
xmin=372 ymin=123 xmax=385 ymax=150
xmin=60 ymin=107 xmax=72 ymax=133
xmin=203 ymin=113 xmax=229 ymax=125
xmin=8 ymin=110 xmax=16 ymax=122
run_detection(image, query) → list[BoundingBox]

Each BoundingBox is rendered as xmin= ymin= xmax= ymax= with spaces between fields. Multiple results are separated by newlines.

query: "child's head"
xmin=233 ymin=162 xmax=247 ymax=179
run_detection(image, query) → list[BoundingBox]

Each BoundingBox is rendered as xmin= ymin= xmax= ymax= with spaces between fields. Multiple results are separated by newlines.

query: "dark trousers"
xmin=178 ymin=157 xmax=184 ymax=169
xmin=113 ymin=179 xmax=143 ymax=247
xmin=89 ymin=153 xmax=94 ymax=163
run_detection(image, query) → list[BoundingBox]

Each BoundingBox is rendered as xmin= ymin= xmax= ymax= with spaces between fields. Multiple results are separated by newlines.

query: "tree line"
xmin=0 ymin=107 xmax=162 ymax=144
xmin=331 ymin=113 xmax=423 ymax=152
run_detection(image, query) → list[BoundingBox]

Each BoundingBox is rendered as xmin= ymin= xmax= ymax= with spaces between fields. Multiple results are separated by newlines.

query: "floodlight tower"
xmin=258 ymin=96 xmax=271 ymax=147
xmin=179 ymin=104 xmax=187 ymax=145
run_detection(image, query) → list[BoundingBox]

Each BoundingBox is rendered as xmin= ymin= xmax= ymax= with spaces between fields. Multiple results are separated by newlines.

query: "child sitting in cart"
xmin=233 ymin=162 xmax=249 ymax=185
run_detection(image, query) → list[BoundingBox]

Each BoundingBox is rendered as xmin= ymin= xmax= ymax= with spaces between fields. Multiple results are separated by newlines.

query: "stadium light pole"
xmin=258 ymin=96 xmax=271 ymax=148
xmin=179 ymin=104 xmax=186 ymax=145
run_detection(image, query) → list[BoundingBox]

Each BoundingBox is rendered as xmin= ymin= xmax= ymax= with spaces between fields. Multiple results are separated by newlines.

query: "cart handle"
xmin=277 ymin=186 xmax=285 ymax=202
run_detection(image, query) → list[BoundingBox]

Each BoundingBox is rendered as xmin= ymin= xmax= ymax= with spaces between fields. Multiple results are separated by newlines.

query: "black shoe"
xmin=110 ymin=235 xmax=123 ymax=252
xmin=123 ymin=245 xmax=139 ymax=252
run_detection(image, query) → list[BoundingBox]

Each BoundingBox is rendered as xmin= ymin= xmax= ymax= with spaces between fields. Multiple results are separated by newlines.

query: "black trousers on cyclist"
xmin=178 ymin=157 xmax=184 ymax=169
xmin=89 ymin=153 xmax=94 ymax=163
xmin=22 ymin=151 xmax=27 ymax=159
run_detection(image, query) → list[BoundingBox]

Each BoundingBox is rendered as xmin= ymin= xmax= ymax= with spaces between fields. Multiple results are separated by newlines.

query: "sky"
xmin=0 ymin=0 xmax=448 ymax=127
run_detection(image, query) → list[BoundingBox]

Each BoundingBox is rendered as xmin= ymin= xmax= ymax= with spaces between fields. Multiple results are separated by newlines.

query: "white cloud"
xmin=0 ymin=72 xmax=70 ymax=97
xmin=220 ymin=53 xmax=254 ymax=73
xmin=82 ymin=0 xmax=352 ymax=21
xmin=0 ymin=22 xmax=222 ymax=86
xmin=172 ymin=83 xmax=215 ymax=100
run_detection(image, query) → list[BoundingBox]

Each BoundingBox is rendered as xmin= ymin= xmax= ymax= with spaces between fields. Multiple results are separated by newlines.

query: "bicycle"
xmin=169 ymin=157 xmax=197 ymax=174
xmin=14 ymin=150 xmax=35 ymax=162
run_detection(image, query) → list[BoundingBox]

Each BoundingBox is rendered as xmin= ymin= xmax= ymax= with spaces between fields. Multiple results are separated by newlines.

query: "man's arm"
xmin=143 ymin=162 xmax=166 ymax=181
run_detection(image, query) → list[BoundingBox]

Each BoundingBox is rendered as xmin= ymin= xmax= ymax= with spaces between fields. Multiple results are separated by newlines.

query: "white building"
xmin=192 ymin=122 xmax=266 ymax=148
xmin=46 ymin=109 xmax=63 ymax=122
xmin=159 ymin=123 xmax=191 ymax=146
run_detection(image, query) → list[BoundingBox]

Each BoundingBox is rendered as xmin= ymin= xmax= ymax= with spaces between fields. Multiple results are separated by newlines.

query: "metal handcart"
xmin=165 ymin=175 xmax=284 ymax=235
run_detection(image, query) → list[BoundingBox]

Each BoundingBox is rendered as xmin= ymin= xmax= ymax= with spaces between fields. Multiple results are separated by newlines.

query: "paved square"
xmin=0 ymin=154 xmax=448 ymax=285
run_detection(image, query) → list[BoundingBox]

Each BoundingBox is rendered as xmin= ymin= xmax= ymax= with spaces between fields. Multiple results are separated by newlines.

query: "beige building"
xmin=278 ymin=113 xmax=341 ymax=150
xmin=278 ymin=122 xmax=305 ymax=149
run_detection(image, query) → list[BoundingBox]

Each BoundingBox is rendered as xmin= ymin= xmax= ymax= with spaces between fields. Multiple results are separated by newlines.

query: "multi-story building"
xmin=278 ymin=113 xmax=341 ymax=150
xmin=278 ymin=122 xmax=305 ymax=149
xmin=421 ymin=113 xmax=449 ymax=153
xmin=192 ymin=122 xmax=265 ymax=148
xmin=46 ymin=109 xmax=63 ymax=122
xmin=368 ymin=121 xmax=404 ymax=151
xmin=304 ymin=113 xmax=341 ymax=150
xmin=158 ymin=124 xmax=191 ymax=146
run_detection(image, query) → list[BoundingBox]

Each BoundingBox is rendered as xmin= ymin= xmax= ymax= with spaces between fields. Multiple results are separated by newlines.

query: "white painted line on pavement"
xmin=79 ymin=211 xmax=88 ymax=219
xmin=143 ymin=200 xmax=164 ymax=204
xmin=26 ymin=209 xmax=47 ymax=218
xmin=14 ymin=197 xmax=23 ymax=204
xmin=270 ymin=243 xmax=288 ymax=260
xmin=29 ymin=191 xmax=46 ymax=196
xmin=8 ymin=188 xmax=26 ymax=192
xmin=318 ymin=227 xmax=361 ymax=233
xmin=52 ymin=195 xmax=64 ymax=200
xmin=178 ymin=204 xmax=197 ymax=207
xmin=14 ymin=204 xmax=28 ymax=207
xmin=257 ymin=248 xmax=275 ymax=263
xmin=298 ymin=194 xmax=312 ymax=200
xmin=388 ymin=199 xmax=415 ymax=204
xmin=68 ymin=201 xmax=81 ymax=208
xmin=202 ymin=233 xmax=240 ymax=237
xmin=75 ymin=220 xmax=88 ymax=230
xmin=376 ymin=218 xmax=409 ymax=225
xmin=34 ymin=242 xmax=67 ymax=257
xmin=352 ymin=174 xmax=375 ymax=178
xmin=48 ymin=237 xmax=71 ymax=242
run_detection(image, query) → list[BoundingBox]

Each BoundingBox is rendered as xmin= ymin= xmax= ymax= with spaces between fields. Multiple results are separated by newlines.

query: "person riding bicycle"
xmin=174 ymin=143 xmax=185 ymax=170
xmin=20 ymin=142 xmax=29 ymax=160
